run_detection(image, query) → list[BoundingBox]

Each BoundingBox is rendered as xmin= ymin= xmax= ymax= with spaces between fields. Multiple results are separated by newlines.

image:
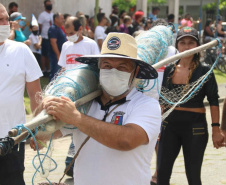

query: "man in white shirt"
xmin=58 ymin=16 xmax=99 ymax=70
xmin=38 ymin=0 xmax=53 ymax=74
xmin=94 ymin=13 xmax=107 ymax=50
xmin=0 ymin=4 xmax=43 ymax=185
xmin=31 ymin=33 xmax=161 ymax=185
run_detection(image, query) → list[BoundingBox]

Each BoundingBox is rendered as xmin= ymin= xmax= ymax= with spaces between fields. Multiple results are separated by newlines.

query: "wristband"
xmin=211 ymin=123 xmax=220 ymax=127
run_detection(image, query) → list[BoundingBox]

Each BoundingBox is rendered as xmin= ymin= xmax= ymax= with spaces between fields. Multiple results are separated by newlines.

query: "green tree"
xmin=112 ymin=0 xmax=166 ymax=13
xmin=203 ymin=0 xmax=226 ymax=13
xmin=150 ymin=0 xmax=166 ymax=4
xmin=112 ymin=0 xmax=136 ymax=12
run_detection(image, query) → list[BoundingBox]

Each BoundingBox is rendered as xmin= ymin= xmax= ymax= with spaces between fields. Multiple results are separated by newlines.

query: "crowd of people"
xmin=1 ymin=1 xmax=226 ymax=185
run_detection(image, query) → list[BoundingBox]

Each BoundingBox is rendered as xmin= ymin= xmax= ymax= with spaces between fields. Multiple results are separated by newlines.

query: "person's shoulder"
xmin=6 ymin=39 xmax=26 ymax=48
xmin=38 ymin=11 xmax=46 ymax=17
xmin=95 ymin=26 xmax=103 ymax=32
xmin=62 ymin=40 xmax=72 ymax=48
xmin=83 ymin=36 xmax=97 ymax=44
xmin=28 ymin=33 xmax=33 ymax=39
xmin=95 ymin=26 xmax=100 ymax=30
xmin=131 ymin=91 xmax=160 ymax=113
xmin=149 ymin=13 xmax=154 ymax=18
xmin=129 ymin=88 xmax=159 ymax=106
xmin=48 ymin=24 xmax=57 ymax=31
xmin=29 ymin=33 xmax=35 ymax=38
xmin=165 ymin=62 xmax=175 ymax=71
xmin=198 ymin=61 xmax=211 ymax=72
xmin=5 ymin=40 xmax=31 ymax=54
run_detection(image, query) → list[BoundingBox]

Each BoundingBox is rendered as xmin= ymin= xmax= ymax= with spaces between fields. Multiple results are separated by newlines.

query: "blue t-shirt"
xmin=48 ymin=24 xmax=67 ymax=57
xmin=14 ymin=28 xmax=26 ymax=42
xmin=149 ymin=13 xmax=157 ymax=21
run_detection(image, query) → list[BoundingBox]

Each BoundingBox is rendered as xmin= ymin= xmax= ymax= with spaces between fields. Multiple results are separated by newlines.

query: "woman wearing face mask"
xmin=157 ymin=27 xmax=225 ymax=185
xmin=105 ymin=14 xmax=119 ymax=35
xmin=9 ymin=12 xmax=30 ymax=45
xmin=29 ymin=24 xmax=42 ymax=67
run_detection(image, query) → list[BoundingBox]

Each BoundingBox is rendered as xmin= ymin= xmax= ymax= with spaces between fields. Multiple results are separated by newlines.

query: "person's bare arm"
xmin=44 ymin=96 xmax=149 ymax=151
xmin=88 ymin=30 xmax=94 ymax=39
xmin=221 ymin=99 xmax=226 ymax=142
xmin=24 ymin=39 xmax=31 ymax=46
xmin=38 ymin=24 xmax=42 ymax=35
xmin=210 ymin=105 xmax=225 ymax=148
xmin=205 ymin=27 xmax=214 ymax=37
xmin=217 ymin=24 xmax=226 ymax=36
xmin=34 ymin=36 xmax=42 ymax=50
xmin=30 ymin=130 xmax=63 ymax=151
xmin=50 ymin=38 xmax=60 ymax=60
xmin=97 ymin=39 xmax=103 ymax=50
xmin=26 ymin=79 xmax=42 ymax=113
xmin=8 ymin=21 xmax=19 ymax=40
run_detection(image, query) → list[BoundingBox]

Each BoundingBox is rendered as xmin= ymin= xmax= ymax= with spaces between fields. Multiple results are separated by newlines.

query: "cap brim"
xmin=177 ymin=35 xmax=198 ymax=41
xmin=76 ymin=54 xmax=158 ymax=79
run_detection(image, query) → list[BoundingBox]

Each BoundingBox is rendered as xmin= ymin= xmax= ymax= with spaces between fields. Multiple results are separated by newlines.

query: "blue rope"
xmin=32 ymin=134 xmax=57 ymax=185
xmin=13 ymin=125 xmax=57 ymax=185
xmin=137 ymin=28 xmax=165 ymax=92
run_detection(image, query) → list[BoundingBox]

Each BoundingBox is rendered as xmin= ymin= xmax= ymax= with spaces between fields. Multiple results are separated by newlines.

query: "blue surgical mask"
xmin=19 ymin=20 xmax=26 ymax=27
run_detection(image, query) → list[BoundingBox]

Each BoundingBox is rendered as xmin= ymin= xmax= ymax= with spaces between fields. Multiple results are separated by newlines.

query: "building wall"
xmin=151 ymin=0 xmax=214 ymax=18
xmin=150 ymin=0 xmax=217 ymax=29
xmin=1 ymin=0 xmax=43 ymax=21
xmin=54 ymin=0 xmax=113 ymax=18
xmin=1 ymin=0 xmax=112 ymax=22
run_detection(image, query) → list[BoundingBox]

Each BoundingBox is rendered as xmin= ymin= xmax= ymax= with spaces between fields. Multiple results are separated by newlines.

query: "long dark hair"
xmin=205 ymin=18 xmax=212 ymax=28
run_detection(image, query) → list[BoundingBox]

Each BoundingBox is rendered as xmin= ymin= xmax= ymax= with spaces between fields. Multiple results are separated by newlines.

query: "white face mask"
xmin=67 ymin=32 xmax=79 ymax=43
xmin=0 ymin=25 xmax=10 ymax=42
xmin=100 ymin=68 xmax=132 ymax=97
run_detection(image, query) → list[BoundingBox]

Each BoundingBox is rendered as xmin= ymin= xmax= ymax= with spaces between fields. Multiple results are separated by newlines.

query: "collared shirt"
xmin=61 ymin=88 xmax=161 ymax=185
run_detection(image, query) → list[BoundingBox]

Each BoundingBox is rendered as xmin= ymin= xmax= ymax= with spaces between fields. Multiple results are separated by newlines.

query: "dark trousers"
xmin=0 ymin=143 xmax=25 ymax=185
xmin=49 ymin=54 xmax=61 ymax=81
xmin=157 ymin=110 xmax=208 ymax=185
xmin=33 ymin=52 xmax=41 ymax=68
xmin=41 ymin=39 xmax=50 ymax=57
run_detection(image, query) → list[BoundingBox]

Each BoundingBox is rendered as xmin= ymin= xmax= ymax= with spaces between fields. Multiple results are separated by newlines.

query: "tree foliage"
xmin=150 ymin=0 xmax=167 ymax=4
xmin=112 ymin=0 xmax=136 ymax=12
xmin=203 ymin=0 xmax=226 ymax=12
xmin=112 ymin=0 xmax=166 ymax=13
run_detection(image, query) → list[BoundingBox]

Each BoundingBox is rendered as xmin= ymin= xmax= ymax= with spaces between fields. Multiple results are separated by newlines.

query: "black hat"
xmin=177 ymin=27 xmax=199 ymax=41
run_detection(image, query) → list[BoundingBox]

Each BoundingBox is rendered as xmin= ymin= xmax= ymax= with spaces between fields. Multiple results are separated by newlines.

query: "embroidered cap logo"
xmin=107 ymin=36 xmax=121 ymax=50
xmin=184 ymin=27 xmax=192 ymax=33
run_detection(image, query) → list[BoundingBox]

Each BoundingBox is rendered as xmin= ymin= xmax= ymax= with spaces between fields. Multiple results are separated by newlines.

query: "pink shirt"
xmin=181 ymin=19 xmax=192 ymax=27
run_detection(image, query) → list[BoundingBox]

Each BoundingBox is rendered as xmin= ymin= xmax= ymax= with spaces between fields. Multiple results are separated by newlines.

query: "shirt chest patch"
xmin=66 ymin=54 xmax=82 ymax=64
xmin=110 ymin=111 xmax=125 ymax=125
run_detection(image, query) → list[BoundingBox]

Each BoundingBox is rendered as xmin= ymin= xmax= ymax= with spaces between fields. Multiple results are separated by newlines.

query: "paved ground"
xmin=24 ymin=84 xmax=226 ymax=185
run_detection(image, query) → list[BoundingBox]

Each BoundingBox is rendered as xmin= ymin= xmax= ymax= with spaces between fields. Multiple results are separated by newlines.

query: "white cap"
xmin=31 ymin=14 xmax=38 ymax=27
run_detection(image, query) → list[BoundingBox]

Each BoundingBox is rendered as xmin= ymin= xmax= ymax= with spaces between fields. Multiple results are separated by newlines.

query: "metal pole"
xmin=199 ymin=0 xmax=203 ymax=38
